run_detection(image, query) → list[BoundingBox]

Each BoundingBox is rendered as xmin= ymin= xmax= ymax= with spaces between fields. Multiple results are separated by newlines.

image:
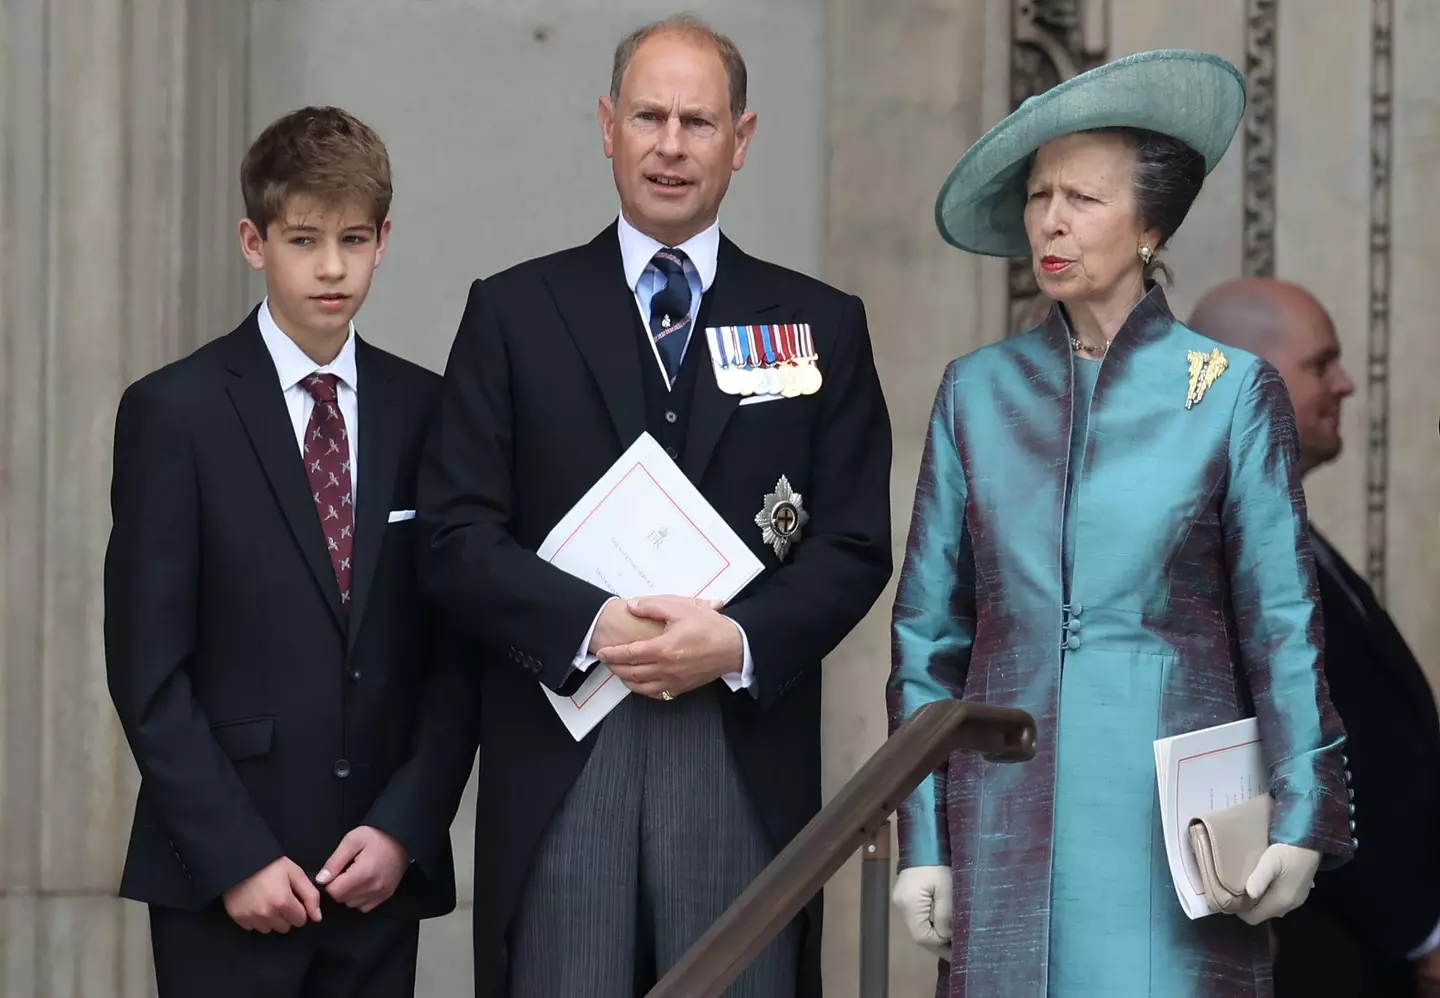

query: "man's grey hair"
xmin=609 ymin=14 xmax=748 ymax=119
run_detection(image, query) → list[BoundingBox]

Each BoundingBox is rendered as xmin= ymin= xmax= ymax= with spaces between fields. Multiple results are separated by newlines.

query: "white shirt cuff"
xmin=721 ymin=617 xmax=756 ymax=697
xmin=572 ymin=597 xmax=619 ymax=672
xmin=577 ymin=601 xmax=754 ymax=696
xmin=1408 ymin=913 xmax=1440 ymax=959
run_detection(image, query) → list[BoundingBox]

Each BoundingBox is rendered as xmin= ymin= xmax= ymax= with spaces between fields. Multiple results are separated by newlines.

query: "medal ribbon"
xmin=760 ymin=325 xmax=778 ymax=369
xmin=712 ymin=326 xmax=732 ymax=372
xmin=743 ymin=327 xmax=760 ymax=370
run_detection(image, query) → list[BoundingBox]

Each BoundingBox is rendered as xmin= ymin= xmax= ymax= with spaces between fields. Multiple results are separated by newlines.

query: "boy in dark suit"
xmin=104 ymin=106 xmax=480 ymax=998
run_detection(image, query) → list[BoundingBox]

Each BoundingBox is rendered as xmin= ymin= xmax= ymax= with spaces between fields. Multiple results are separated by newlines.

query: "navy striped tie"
xmin=648 ymin=248 xmax=692 ymax=382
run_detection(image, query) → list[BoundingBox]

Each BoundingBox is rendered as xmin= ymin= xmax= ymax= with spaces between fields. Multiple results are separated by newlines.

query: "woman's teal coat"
xmin=889 ymin=287 xmax=1355 ymax=996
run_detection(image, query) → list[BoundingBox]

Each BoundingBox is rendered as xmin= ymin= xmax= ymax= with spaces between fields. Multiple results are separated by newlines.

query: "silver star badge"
xmin=755 ymin=475 xmax=809 ymax=560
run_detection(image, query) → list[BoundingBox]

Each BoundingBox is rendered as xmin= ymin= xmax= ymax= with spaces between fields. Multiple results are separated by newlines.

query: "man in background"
xmin=1190 ymin=277 xmax=1440 ymax=997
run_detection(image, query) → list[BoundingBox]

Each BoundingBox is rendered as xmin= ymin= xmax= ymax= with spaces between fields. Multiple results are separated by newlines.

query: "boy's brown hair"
xmin=240 ymin=106 xmax=392 ymax=236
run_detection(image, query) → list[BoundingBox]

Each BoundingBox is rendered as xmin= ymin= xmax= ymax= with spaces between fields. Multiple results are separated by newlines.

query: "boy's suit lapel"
xmin=346 ymin=338 xmax=402 ymax=649
xmin=223 ymin=314 xmax=346 ymax=630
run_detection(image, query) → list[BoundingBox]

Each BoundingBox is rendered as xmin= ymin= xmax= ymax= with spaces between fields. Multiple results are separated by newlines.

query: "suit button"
xmin=1349 ymin=819 xmax=1356 ymax=832
xmin=1344 ymin=769 xmax=1352 ymax=782
xmin=665 ymin=445 xmax=679 ymax=460
xmin=348 ymin=669 xmax=361 ymax=683
xmin=664 ymin=410 xmax=678 ymax=424
xmin=333 ymin=759 xmax=351 ymax=779
xmin=1064 ymin=635 xmax=1080 ymax=650
xmin=1351 ymin=837 xmax=1359 ymax=850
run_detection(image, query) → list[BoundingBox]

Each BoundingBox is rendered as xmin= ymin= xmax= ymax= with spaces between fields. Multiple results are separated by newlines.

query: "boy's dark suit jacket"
xmin=420 ymin=224 xmax=893 ymax=997
xmin=104 ymin=308 xmax=481 ymax=921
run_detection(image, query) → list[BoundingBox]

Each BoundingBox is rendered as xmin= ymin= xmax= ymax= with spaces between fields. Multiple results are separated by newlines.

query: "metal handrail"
xmin=645 ymin=699 xmax=1037 ymax=998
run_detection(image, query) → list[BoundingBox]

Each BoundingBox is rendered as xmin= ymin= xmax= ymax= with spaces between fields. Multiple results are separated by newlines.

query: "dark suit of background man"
xmin=1191 ymin=278 xmax=1440 ymax=998
xmin=419 ymin=15 xmax=892 ymax=998
xmin=104 ymin=106 xmax=480 ymax=998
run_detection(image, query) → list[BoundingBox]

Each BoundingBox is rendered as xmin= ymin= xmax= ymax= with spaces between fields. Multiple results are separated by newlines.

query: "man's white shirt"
xmin=569 ymin=215 xmax=755 ymax=694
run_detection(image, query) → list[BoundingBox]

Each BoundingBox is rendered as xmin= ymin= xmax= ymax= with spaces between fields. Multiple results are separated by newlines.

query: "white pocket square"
xmin=387 ymin=509 xmax=416 ymax=522
xmin=738 ymin=394 xmax=785 ymax=407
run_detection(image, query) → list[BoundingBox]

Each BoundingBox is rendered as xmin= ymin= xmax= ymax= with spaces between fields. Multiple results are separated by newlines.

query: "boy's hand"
xmin=317 ymin=826 xmax=410 ymax=913
xmin=1416 ymin=946 xmax=1440 ymax=988
xmin=222 ymin=857 xmax=322 ymax=933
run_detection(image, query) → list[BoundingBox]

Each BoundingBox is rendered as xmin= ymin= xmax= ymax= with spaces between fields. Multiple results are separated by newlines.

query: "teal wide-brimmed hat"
xmin=935 ymin=49 xmax=1246 ymax=258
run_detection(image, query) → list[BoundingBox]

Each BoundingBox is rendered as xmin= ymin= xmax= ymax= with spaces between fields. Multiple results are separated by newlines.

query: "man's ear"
xmin=599 ymin=96 xmax=618 ymax=160
xmin=731 ymin=109 xmax=758 ymax=172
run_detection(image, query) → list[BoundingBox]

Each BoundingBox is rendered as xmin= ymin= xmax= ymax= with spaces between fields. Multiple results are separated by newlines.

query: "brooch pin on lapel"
xmin=755 ymin=475 xmax=809 ymax=560
xmin=1186 ymin=348 xmax=1229 ymax=409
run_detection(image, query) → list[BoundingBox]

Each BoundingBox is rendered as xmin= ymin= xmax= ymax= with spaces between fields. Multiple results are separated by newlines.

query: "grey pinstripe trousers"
xmin=508 ymin=686 xmax=799 ymax=997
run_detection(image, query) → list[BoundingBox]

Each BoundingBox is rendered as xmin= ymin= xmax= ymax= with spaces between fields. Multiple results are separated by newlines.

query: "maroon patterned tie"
xmin=301 ymin=373 xmax=354 ymax=609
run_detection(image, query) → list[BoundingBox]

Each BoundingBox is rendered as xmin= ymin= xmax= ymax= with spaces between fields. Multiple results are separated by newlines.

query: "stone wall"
xmin=0 ymin=1 xmax=251 ymax=994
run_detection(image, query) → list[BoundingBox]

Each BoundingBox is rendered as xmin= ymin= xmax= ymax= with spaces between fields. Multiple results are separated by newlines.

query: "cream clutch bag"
xmin=1185 ymin=793 xmax=1273 ymax=915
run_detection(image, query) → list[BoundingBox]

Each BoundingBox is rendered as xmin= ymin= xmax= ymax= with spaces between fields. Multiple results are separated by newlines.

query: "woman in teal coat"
xmin=887 ymin=51 xmax=1355 ymax=997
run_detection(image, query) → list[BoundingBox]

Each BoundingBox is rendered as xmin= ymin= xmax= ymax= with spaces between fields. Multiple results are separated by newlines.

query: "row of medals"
xmin=715 ymin=359 xmax=822 ymax=398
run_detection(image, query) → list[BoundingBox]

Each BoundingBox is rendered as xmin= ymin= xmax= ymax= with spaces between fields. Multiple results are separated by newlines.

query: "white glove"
xmin=893 ymin=866 xmax=952 ymax=959
xmin=1238 ymin=843 xmax=1320 ymax=925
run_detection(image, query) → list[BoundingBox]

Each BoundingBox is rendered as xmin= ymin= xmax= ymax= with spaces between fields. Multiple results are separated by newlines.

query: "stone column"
xmin=821 ymin=0 xmax=1012 ymax=993
xmin=0 ymin=1 xmax=250 ymax=994
xmin=1383 ymin=0 xmax=1440 ymax=689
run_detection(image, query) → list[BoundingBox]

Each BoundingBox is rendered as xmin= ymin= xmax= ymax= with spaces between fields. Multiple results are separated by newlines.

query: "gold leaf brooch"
xmin=1186 ymin=348 xmax=1229 ymax=409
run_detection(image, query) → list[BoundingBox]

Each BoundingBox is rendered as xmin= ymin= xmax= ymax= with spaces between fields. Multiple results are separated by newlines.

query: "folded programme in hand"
xmin=1154 ymin=717 xmax=1269 ymax=919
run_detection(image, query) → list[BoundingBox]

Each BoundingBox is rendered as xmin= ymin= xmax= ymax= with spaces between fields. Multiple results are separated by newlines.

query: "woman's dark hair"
xmin=1091 ymin=126 xmax=1207 ymax=283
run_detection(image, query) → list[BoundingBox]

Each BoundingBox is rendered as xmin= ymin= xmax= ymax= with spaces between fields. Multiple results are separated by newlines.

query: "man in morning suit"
xmin=104 ymin=106 xmax=481 ymax=997
xmin=418 ymin=15 xmax=893 ymax=998
xmin=1191 ymin=277 xmax=1440 ymax=997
